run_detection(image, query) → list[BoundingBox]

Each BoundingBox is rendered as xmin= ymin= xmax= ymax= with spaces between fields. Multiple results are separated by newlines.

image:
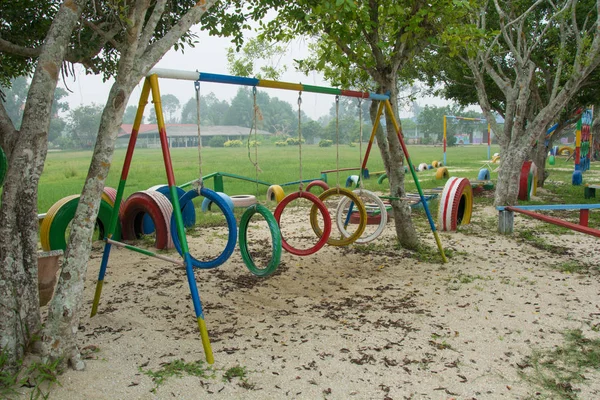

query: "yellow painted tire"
xmin=40 ymin=195 xmax=79 ymax=251
xmin=437 ymin=177 xmax=473 ymax=231
xmin=435 ymin=167 xmax=449 ymax=180
xmin=558 ymin=146 xmax=573 ymax=156
xmin=309 ymin=187 xmax=367 ymax=246
xmin=432 ymin=160 xmax=439 ymax=168
xmin=492 ymin=155 xmax=501 ymax=163
xmin=266 ymin=185 xmax=285 ymax=204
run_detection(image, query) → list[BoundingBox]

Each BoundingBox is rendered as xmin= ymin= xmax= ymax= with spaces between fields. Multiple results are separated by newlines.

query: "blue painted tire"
xmin=361 ymin=168 xmax=370 ymax=179
xmin=171 ymin=188 xmax=237 ymax=269
xmin=572 ymin=170 xmax=583 ymax=185
xmin=477 ymin=168 xmax=491 ymax=181
xmin=143 ymin=185 xmax=196 ymax=233
xmin=201 ymin=192 xmax=234 ymax=213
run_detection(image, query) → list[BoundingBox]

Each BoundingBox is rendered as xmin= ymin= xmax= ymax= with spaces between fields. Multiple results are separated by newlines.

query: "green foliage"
xmin=227 ymin=37 xmax=288 ymax=80
xmin=285 ymin=137 xmax=304 ymax=145
xmin=222 ymin=365 xmax=248 ymax=382
xmin=0 ymin=349 xmax=21 ymax=398
xmin=275 ymin=141 xmax=288 ymax=147
xmin=319 ymin=139 xmax=333 ymax=147
xmin=224 ymin=139 xmax=243 ymax=147
xmin=66 ymin=104 xmax=103 ymax=150
xmin=208 ymin=136 xmax=227 ymax=147
xmin=140 ymin=359 xmax=215 ymax=392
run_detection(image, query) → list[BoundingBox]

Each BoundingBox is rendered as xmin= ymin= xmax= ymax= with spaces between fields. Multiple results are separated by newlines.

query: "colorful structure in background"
xmin=442 ymin=115 xmax=491 ymax=165
xmin=573 ymin=108 xmax=593 ymax=185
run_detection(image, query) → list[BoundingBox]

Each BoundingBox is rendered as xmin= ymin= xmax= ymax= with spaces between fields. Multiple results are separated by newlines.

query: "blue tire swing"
xmin=170 ymin=80 xmax=236 ymax=269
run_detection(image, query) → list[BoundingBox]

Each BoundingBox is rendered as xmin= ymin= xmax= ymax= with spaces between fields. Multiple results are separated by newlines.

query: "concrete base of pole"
xmin=498 ymin=210 xmax=514 ymax=234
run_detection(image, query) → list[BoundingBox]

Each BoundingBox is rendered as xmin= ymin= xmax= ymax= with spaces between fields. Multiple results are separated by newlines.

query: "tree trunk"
xmin=494 ymin=141 xmax=529 ymax=206
xmin=530 ymin=134 xmax=548 ymax=188
xmin=370 ymin=80 xmax=418 ymax=250
xmin=0 ymin=0 xmax=86 ymax=371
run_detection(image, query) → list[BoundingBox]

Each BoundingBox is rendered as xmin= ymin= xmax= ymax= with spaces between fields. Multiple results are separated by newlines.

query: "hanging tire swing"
xmin=121 ymin=190 xmax=174 ymax=249
xmin=305 ymin=180 xmax=329 ymax=194
xmin=171 ymin=187 xmax=237 ymax=269
xmin=274 ymin=191 xmax=332 ymax=256
xmin=239 ymin=204 xmax=282 ymax=277
xmin=309 ymin=187 xmax=367 ymax=246
xmin=335 ymin=189 xmax=388 ymax=244
xmin=438 ymin=177 xmax=473 ymax=231
xmin=40 ymin=195 xmax=120 ymax=251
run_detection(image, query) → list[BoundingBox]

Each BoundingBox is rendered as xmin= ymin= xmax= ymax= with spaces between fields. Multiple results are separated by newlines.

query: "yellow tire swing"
xmin=309 ymin=95 xmax=368 ymax=247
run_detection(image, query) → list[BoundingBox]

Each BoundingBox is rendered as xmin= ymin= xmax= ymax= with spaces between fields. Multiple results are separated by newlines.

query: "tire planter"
xmin=432 ymin=160 xmax=439 ymax=168
xmin=121 ymin=190 xmax=174 ymax=249
xmin=309 ymin=187 xmax=367 ymax=247
xmin=0 ymin=145 xmax=7 ymax=188
xmin=142 ymin=185 xmax=196 ymax=234
xmin=437 ymin=177 xmax=473 ymax=231
xmin=336 ymin=189 xmax=388 ymax=244
xmin=418 ymin=163 xmax=428 ymax=172
xmin=201 ymin=191 xmax=234 ymax=213
xmin=435 ymin=167 xmax=450 ymax=180
xmin=518 ymin=161 xmax=537 ymax=201
xmin=40 ymin=195 xmax=121 ymax=251
xmin=230 ymin=194 xmax=257 ymax=208
xmin=305 ymin=180 xmax=329 ymax=194
xmin=274 ymin=191 xmax=332 ymax=256
xmin=239 ymin=204 xmax=282 ymax=277
xmin=171 ymin=188 xmax=237 ymax=269
xmin=558 ymin=146 xmax=573 ymax=156
xmin=266 ymin=185 xmax=286 ymax=204
xmin=477 ymin=168 xmax=491 ymax=181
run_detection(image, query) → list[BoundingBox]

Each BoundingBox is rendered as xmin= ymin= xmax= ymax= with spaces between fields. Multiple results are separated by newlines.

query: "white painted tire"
xmin=418 ymin=163 xmax=428 ymax=172
xmin=335 ymin=189 xmax=388 ymax=244
xmin=437 ymin=177 xmax=473 ymax=231
xmin=230 ymin=195 xmax=257 ymax=208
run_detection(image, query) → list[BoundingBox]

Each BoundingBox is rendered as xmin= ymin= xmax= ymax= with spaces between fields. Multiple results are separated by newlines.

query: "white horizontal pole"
xmin=148 ymin=68 xmax=200 ymax=81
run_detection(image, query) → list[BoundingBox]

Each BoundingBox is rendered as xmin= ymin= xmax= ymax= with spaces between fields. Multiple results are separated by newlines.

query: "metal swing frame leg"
xmin=90 ymin=75 xmax=214 ymax=364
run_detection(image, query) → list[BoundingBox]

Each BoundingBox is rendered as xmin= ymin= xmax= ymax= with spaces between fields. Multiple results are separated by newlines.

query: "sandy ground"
xmin=17 ymin=198 xmax=600 ymax=400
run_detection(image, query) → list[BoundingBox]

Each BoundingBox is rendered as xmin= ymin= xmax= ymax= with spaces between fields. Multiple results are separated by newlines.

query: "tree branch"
xmin=0 ymin=101 xmax=17 ymax=152
xmin=0 ymin=38 xmax=41 ymax=59
xmin=137 ymin=0 xmax=168 ymax=59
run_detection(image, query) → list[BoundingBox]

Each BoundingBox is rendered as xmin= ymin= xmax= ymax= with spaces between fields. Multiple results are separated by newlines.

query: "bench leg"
xmin=580 ymin=209 xmax=589 ymax=227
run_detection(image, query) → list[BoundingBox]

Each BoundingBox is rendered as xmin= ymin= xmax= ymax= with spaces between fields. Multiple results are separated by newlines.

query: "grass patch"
xmin=140 ymin=359 xmax=215 ymax=392
xmin=519 ymin=329 xmax=600 ymax=399
xmin=0 ymin=349 xmax=63 ymax=400
xmin=516 ymin=229 xmax=570 ymax=254
xmin=552 ymin=261 xmax=597 ymax=275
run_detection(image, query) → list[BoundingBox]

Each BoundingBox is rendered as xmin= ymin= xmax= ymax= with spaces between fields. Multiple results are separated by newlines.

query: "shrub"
xmin=285 ymin=137 xmax=305 ymax=145
xmin=319 ymin=139 xmax=333 ymax=147
xmin=249 ymin=140 xmax=260 ymax=147
xmin=224 ymin=140 xmax=243 ymax=148
xmin=275 ymin=141 xmax=288 ymax=147
xmin=208 ymin=136 xmax=227 ymax=147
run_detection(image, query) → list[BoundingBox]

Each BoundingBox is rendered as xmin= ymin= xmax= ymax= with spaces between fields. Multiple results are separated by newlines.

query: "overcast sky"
xmin=58 ymin=25 xmax=456 ymax=122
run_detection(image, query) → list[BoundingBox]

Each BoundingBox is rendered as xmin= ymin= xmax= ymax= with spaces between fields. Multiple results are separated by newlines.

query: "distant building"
xmin=117 ymin=124 xmax=271 ymax=148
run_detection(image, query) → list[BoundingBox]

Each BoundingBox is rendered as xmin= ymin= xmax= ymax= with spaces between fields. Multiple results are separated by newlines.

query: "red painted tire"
xmin=121 ymin=190 xmax=174 ymax=249
xmin=437 ymin=177 xmax=473 ymax=231
xmin=101 ymin=187 xmax=126 ymax=217
xmin=274 ymin=191 xmax=331 ymax=256
xmin=305 ymin=180 xmax=329 ymax=194
xmin=518 ymin=161 xmax=537 ymax=201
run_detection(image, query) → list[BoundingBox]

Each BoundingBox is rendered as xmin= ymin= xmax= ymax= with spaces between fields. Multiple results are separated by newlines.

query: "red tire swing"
xmin=438 ymin=177 xmax=473 ymax=231
xmin=274 ymin=91 xmax=331 ymax=256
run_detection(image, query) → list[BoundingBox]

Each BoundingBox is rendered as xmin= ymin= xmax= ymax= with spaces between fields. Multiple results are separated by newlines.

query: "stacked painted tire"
xmin=142 ymin=185 xmax=196 ymax=234
xmin=518 ymin=161 xmax=537 ymax=201
xmin=438 ymin=177 xmax=473 ymax=231
xmin=121 ymin=190 xmax=174 ymax=249
xmin=40 ymin=195 xmax=121 ymax=251
xmin=0 ymin=145 xmax=6 ymax=188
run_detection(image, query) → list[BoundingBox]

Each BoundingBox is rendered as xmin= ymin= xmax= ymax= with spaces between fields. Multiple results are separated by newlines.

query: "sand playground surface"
xmin=19 ymin=200 xmax=600 ymax=399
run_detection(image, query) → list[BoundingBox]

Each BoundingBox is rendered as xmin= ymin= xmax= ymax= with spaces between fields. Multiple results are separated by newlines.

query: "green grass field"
xmin=37 ymin=143 xmax=599 ymax=214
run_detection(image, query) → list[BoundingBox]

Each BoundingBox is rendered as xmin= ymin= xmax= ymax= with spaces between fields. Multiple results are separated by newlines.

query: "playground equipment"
xmin=573 ymin=108 xmax=593 ymax=185
xmin=518 ymin=161 xmax=538 ymax=201
xmin=437 ymin=177 xmax=473 ymax=231
xmin=443 ymin=115 xmax=491 ymax=165
xmin=89 ymin=68 xmax=447 ymax=364
xmin=497 ymin=204 xmax=600 ymax=238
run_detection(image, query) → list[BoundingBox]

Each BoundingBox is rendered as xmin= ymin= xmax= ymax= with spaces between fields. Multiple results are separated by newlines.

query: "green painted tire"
xmin=48 ymin=197 xmax=121 ymax=250
xmin=0 ymin=145 xmax=7 ymax=188
xmin=239 ymin=204 xmax=281 ymax=277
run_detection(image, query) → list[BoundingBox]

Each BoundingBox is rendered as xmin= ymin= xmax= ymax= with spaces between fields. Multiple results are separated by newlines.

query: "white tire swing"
xmin=335 ymin=189 xmax=388 ymax=244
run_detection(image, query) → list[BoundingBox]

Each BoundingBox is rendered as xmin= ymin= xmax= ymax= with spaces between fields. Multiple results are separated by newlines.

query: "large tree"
xmin=438 ymin=0 xmax=600 ymax=205
xmin=236 ymin=0 xmax=471 ymax=249
xmin=0 ymin=0 xmax=227 ymax=372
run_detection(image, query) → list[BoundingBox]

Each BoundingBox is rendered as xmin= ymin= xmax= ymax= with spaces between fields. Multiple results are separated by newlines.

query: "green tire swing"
xmin=239 ymin=86 xmax=282 ymax=277
xmin=238 ymin=204 xmax=282 ymax=277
